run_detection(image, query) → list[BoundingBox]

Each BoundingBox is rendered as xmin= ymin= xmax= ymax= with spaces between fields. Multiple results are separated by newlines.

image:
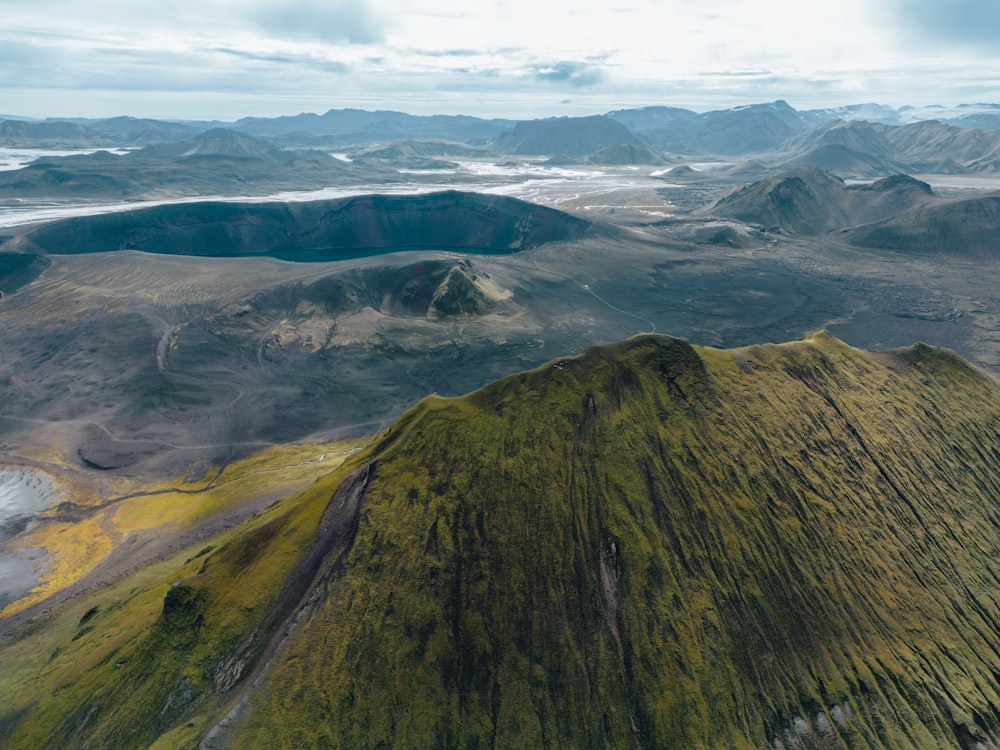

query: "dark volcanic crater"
xmin=12 ymin=191 xmax=592 ymax=261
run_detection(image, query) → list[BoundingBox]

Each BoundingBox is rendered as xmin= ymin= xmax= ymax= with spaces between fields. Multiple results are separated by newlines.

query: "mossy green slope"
xmin=228 ymin=332 xmax=1000 ymax=750
xmin=5 ymin=332 xmax=1000 ymax=749
xmin=0 ymin=458 xmax=362 ymax=750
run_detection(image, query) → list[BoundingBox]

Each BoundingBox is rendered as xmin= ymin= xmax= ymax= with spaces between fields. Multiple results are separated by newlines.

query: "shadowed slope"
xmin=0 ymin=253 xmax=49 ymax=296
xmin=845 ymin=195 xmax=1000 ymax=258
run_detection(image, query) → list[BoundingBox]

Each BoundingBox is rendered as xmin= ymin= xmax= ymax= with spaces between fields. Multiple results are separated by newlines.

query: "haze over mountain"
xmin=0 ymin=129 xmax=385 ymax=200
xmin=492 ymin=115 xmax=650 ymax=157
xmin=782 ymin=119 xmax=1000 ymax=177
xmin=7 ymin=100 xmax=1000 ymax=220
xmin=4 ymin=100 xmax=1000 ymax=214
xmin=605 ymin=105 xmax=698 ymax=132
xmin=631 ymin=100 xmax=808 ymax=155
xmin=0 ymin=117 xmax=199 ymax=148
xmin=234 ymin=109 xmax=517 ymax=148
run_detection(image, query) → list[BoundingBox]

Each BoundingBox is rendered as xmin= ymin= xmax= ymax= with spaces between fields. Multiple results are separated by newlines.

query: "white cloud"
xmin=887 ymin=0 xmax=1000 ymax=49
xmin=0 ymin=0 xmax=997 ymax=119
xmin=251 ymin=0 xmax=386 ymax=44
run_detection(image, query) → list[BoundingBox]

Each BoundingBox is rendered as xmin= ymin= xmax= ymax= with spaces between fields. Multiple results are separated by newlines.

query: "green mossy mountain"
xmin=6 ymin=333 xmax=1000 ymax=749
xmin=224 ymin=332 xmax=1000 ymax=750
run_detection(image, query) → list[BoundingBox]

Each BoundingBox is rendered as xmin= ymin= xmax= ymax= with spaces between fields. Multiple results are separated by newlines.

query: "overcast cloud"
xmin=0 ymin=0 xmax=997 ymax=120
xmin=888 ymin=0 xmax=1000 ymax=48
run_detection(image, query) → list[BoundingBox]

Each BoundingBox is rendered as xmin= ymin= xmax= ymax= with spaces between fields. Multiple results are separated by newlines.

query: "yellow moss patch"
xmin=1 ymin=514 xmax=113 ymax=617
xmin=1 ymin=440 xmax=367 ymax=617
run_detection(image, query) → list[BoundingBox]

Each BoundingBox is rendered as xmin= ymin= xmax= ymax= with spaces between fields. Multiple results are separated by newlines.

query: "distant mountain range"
xmin=781 ymin=119 xmax=1000 ymax=176
xmin=4 ymin=100 xmax=1000 ymax=155
xmin=2 ymin=99 xmax=1000 ymax=203
xmin=614 ymin=100 xmax=807 ymax=154
xmin=3 ymin=101 xmax=1000 ymax=207
xmin=493 ymin=114 xmax=648 ymax=157
xmin=0 ymin=129 xmax=392 ymax=200
xmin=0 ymin=116 xmax=199 ymax=147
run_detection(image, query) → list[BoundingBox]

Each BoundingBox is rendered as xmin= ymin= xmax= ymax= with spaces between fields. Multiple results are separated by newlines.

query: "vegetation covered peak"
xmin=6 ymin=332 xmax=1000 ymax=749
xmin=231 ymin=332 xmax=1000 ymax=748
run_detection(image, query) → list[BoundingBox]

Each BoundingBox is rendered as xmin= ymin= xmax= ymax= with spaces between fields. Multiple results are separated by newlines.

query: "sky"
xmin=1 ymin=0 xmax=999 ymax=121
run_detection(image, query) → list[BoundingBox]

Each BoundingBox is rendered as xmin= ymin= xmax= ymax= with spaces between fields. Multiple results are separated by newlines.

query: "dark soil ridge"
xmin=13 ymin=191 xmax=593 ymax=261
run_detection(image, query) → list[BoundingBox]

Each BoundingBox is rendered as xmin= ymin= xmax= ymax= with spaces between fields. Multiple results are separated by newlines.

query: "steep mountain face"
xmin=221 ymin=333 xmax=1000 ymax=750
xmin=6 ymin=333 xmax=1000 ymax=749
xmin=642 ymin=101 xmax=809 ymax=155
xmin=0 ymin=119 xmax=100 ymax=147
xmin=703 ymin=167 xmax=939 ymax=235
xmin=493 ymin=115 xmax=649 ymax=157
xmin=15 ymin=191 xmax=592 ymax=259
xmin=604 ymin=105 xmax=698 ymax=132
xmin=888 ymin=120 xmax=1000 ymax=166
xmin=845 ymin=195 xmax=1000 ymax=258
xmin=954 ymin=114 xmax=1000 ymax=133
xmin=234 ymin=108 xmax=516 ymax=147
xmin=784 ymin=119 xmax=1000 ymax=176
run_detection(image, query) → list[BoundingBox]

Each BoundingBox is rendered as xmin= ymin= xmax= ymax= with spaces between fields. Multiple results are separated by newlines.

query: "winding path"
xmin=525 ymin=245 xmax=657 ymax=334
